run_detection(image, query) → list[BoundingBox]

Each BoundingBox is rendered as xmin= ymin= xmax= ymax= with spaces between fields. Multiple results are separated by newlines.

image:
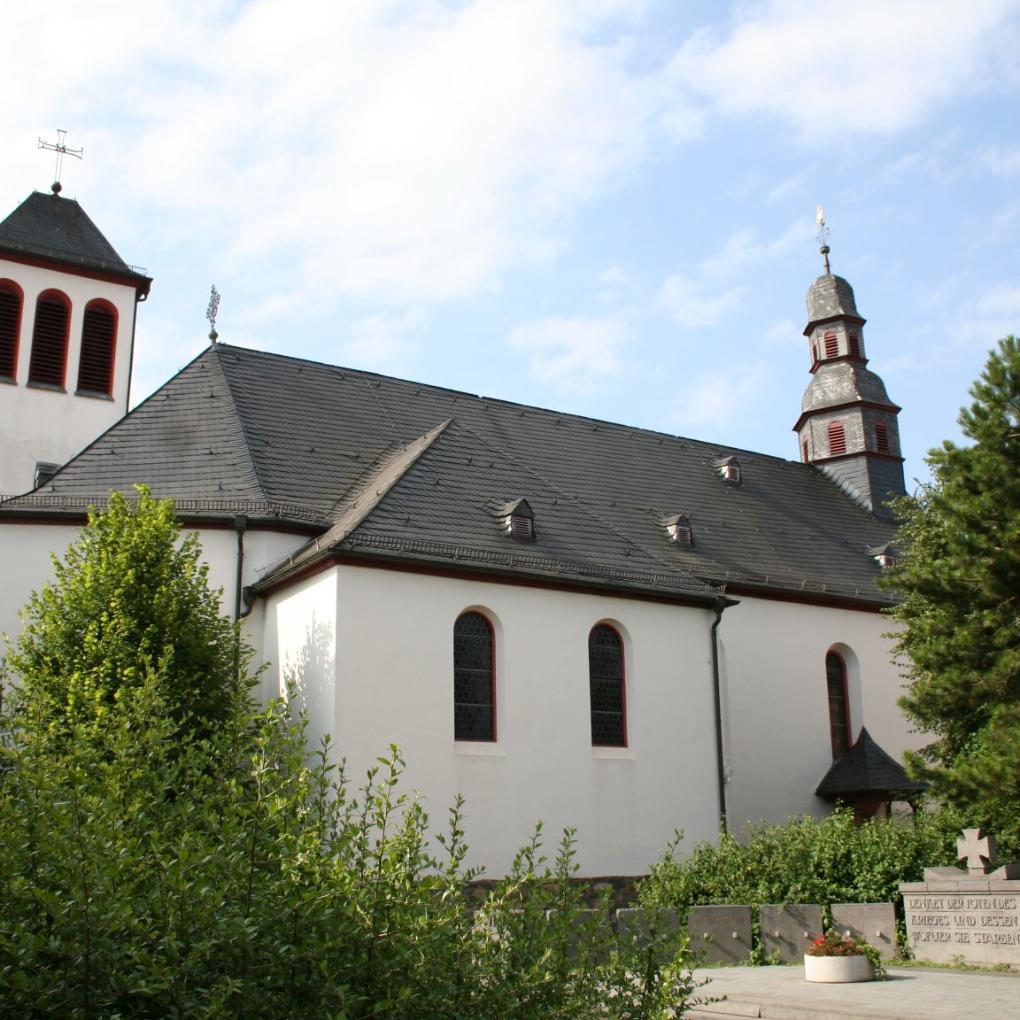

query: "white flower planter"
xmin=804 ymin=953 xmax=875 ymax=983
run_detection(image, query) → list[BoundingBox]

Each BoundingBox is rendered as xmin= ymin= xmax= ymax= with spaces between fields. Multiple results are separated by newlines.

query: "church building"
xmin=0 ymin=186 xmax=921 ymax=876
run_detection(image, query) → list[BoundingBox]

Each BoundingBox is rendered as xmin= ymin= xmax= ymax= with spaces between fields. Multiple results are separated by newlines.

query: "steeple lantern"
xmin=794 ymin=218 xmax=905 ymax=519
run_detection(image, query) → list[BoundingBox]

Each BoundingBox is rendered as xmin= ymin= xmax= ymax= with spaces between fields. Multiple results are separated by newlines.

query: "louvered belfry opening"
xmin=28 ymin=291 xmax=70 ymax=387
xmin=77 ymin=301 xmax=116 ymax=395
xmin=453 ymin=611 xmax=495 ymax=741
xmin=827 ymin=420 xmax=847 ymax=456
xmin=0 ymin=282 xmax=21 ymax=378
xmin=875 ymin=420 xmax=890 ymax=453
xmin=823 ymin=330 xmax=839 ymax=359
xmin=589 ymin=624 xmax=625 ymax=746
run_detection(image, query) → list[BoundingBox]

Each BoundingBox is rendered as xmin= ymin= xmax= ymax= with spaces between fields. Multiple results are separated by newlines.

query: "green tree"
xmin=2 ymin=486 xmax=241 ymax=744
xmin=883 ymin=335 xmax=1020 ymax=854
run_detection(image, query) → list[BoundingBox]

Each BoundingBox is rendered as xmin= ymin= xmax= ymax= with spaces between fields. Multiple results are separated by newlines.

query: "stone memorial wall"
xmin=901 ymin=828 xmax=1020 ymax=966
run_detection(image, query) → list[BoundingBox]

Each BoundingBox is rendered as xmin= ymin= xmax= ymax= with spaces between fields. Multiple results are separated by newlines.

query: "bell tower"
xmin=0 ymin=182 xmax=151 ymax=496
xmin=793 ymin=213 xmax=905 ymax=518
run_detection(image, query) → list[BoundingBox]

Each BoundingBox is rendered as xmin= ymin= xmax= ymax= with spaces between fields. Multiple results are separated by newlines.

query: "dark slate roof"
xmin=1 ymin=343 xmax=899 ymax=605
xmin=805 ymin=273 xmax=861 ymax=326
xmin=0 ymin=191 xmax=150 ymax=287
xmin=815 ymin=728 xmax=927 ymax=798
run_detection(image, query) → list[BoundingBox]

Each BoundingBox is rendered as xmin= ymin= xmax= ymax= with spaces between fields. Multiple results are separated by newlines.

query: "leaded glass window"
xmin=826 ymin=651 xmax=850 ymax=760
xmin=454 ymin=612 xmax=494 ymax=741
xmin=589 ymin=624 xmax=625 ymax=747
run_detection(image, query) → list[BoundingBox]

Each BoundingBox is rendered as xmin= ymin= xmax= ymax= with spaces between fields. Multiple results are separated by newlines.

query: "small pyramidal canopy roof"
xmin=805 ymin=273 xmax=861 ymax=329
xmin=815 ymin=727 xmax=927 ymax=799
xmin=0 ymin=190 xmax=150 ymax=293
xmin=500 ymin=497 xmax=534 ymax=519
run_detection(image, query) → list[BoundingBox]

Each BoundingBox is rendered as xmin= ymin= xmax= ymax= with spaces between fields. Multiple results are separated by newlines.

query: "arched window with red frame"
xmin=827 ymin=420 xmax=847 ymax=456
xmin=589 ymin=623 xmax=626 ymax=747
xmin=28 ymin=289 xmax=71 ymax=388
xmin=826 ymin=651 xmax=851 ymax=760
xmin=0 ymin=279 xmax=23 ymax=380
xmin=77 ymin=299 xmax=118 ymax=395
xmin=453 ymin=611 xmax=495 ymax=741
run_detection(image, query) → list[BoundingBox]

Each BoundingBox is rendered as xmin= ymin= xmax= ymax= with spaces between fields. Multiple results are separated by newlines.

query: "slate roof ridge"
xmin=209 ymin=343 xmax=843 ymax=480
xmin=206 ymin=344 xmax=275 ymax=507
xmin=257 ymin=419 xmax=452 ymax=584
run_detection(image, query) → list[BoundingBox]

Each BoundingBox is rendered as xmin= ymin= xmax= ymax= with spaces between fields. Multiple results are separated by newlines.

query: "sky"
xmin=3 ymin=0 xmax=1019 ymax=489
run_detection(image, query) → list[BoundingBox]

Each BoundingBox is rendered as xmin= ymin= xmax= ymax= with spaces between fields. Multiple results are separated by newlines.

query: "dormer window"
xmin=501 ymin=498 xmax=536 ymax=540
xmin=665 ymin=514 xmax=693 ymax=545
xmin=716 ymin=456 xmax=741 ymax=484
xmin=868 ymin=543 xmax=897 ymax=569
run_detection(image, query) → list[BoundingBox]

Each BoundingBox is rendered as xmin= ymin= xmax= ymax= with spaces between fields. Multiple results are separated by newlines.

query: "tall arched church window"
xmin=589 ymin=624 xmax=626 ymax=747
xmin=875 ymin=420 xmax=890 ymax=454
xmin=0 ymin=279 xmax=23 ymax=380
xmin=77 ymin=299 xmax=117 ymax=395
xmin=826 ymin=651 xmax=851 ymax=760
xmin=453 ymin=611 xmax=495 ymax=741
xmin=823 ymin=330 xmax=839 ymax=359
xmin=827 ymin=421 xmax=847 ymax=456
xmin=28 ymin=290 xmax=70 ymax=388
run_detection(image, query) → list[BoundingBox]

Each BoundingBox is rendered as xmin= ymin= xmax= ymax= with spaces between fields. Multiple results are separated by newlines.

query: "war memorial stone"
xmin=759 ymin=904 xmax=823 ymax=964
xmin=901 ymin=828 xmax=1020 ymax=966
xmin=687 ymin=905 xmax=752 ymax=964
xmin=830 ymin=902 xmax=897 ymax=960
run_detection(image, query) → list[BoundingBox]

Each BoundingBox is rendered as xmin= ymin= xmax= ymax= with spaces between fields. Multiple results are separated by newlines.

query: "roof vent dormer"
xmin=868 ymin=543 xmax=897 ymax=569
xmin=664 ymin=514 xmax=693 ymax=546
xmin=501 ymin=498 xmax=536 ymax=541
xmin=716 ymin=456 xmax=741 ymax=484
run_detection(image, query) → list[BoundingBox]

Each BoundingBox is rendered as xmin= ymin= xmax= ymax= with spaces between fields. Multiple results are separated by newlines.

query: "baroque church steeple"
xmin=793 ymin=221 xmax=905 ymax=519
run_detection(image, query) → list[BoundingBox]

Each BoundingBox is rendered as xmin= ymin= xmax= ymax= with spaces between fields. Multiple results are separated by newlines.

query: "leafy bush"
xmin=0 ymin=490 xmax=708 ymax=1018
xmin=641 ymin=807 xmax=963 ymax=934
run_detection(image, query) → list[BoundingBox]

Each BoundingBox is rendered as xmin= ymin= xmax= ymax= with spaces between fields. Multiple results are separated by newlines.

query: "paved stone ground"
xmin=686 ymin=964 xmax=1020 ymax=1019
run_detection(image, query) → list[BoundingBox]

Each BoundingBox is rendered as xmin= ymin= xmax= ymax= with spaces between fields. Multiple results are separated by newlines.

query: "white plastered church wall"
xmin=0 ymin=258 xmax=138 ymax=497
xmin=719 ymin=594 xmax=912 ymax=829
xmin=261 ymin=563 xmax=723 ymax=877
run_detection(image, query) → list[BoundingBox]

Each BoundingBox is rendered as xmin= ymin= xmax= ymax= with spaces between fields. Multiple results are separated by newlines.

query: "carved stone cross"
xmin=957 ymin=828 xmax=996 ymax=875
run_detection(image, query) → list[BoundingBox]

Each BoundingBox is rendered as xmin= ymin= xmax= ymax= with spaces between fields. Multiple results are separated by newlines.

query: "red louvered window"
xmin=827 ymin=421 xmax=847 ymax=456
xmin=802 ymin=439 xmax=809 ymax=463
xmin=875 ymin=420 xmax=890 ymax=453
xmin=28 ymin=290 xmax=70 ymax=388
xmin=823 ymin=330 xmax=839 ymax=359
xmin=848 ymin=334 xmax=861 ymax=358
xmin=77 ymin=300 xmax=117 ymax=395
xmin=590 ymin=623 xmax=626 ymax=747
xmin=454 ymin=612 xmax=495 ymax=741
xmin=0 ymin=280 xmax=22 ymax=379
xmin=826 ymin=651 xmax=851 ymax=760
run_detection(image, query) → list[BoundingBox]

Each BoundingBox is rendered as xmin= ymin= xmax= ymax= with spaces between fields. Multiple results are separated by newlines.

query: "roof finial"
xmin=38 ymin=129 xmax=83 ymax=195
xmin=816 ymin=205 xmax=832 ymax=274
xmin=206 ymin=285 xmax=221 ymax=343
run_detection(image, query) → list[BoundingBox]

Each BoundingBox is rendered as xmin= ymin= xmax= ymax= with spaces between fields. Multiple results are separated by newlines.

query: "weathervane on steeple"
xmin=38 ymin=129 xmax=83 ymax=195
xmin=207 ymin=285 xmax=221 ymax=343
xmin=816 ymin=205 xmax=832 ymax=274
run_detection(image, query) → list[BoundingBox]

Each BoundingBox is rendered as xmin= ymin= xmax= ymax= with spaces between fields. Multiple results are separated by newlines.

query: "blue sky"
xmin=4 ymin=0 xmax=1019 ymax=488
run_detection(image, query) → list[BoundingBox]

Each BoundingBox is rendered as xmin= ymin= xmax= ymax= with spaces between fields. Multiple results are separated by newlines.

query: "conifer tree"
xmin=3 ymin=486 xmax=241 ymax=745
xmin=885 ymin=336 xmax=1020 ymax=852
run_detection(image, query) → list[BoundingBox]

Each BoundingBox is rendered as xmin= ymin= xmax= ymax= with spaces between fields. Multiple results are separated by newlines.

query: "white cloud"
xmin=1 ymin=0 xmax=698 ymax=307
xmin=670 ymin=362 xmax=769 ymax=433
xmin=973 ymin=145 xmax=1020 ymax=176
xmin=506 ymin=315 xmax=630 ymax=392
xmin=338 ymin=311 xmax=424 ymax=377
xmin=949 ymin=283 xmax=1020 ymax=346
xmin=658 ymin=273 xmax=745 ymax=327
xmin=670 ymin=0 xmax=1018 ymax=142
xmin=763 ymin=318 xmax=803 ymax=347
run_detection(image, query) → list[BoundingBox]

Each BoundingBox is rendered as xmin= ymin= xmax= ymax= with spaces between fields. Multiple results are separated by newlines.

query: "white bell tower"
xmin=0 ymin=176 xmax=151 ymax=496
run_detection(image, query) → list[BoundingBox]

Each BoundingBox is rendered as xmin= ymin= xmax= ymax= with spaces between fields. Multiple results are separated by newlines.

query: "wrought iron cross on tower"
xmin=207 ymin=285 xmax=221 ymax=343
xmin=815 ymin=205 xmax=831 ymax=274
xmin=38 ymin=129 xmax=83 ymax=195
